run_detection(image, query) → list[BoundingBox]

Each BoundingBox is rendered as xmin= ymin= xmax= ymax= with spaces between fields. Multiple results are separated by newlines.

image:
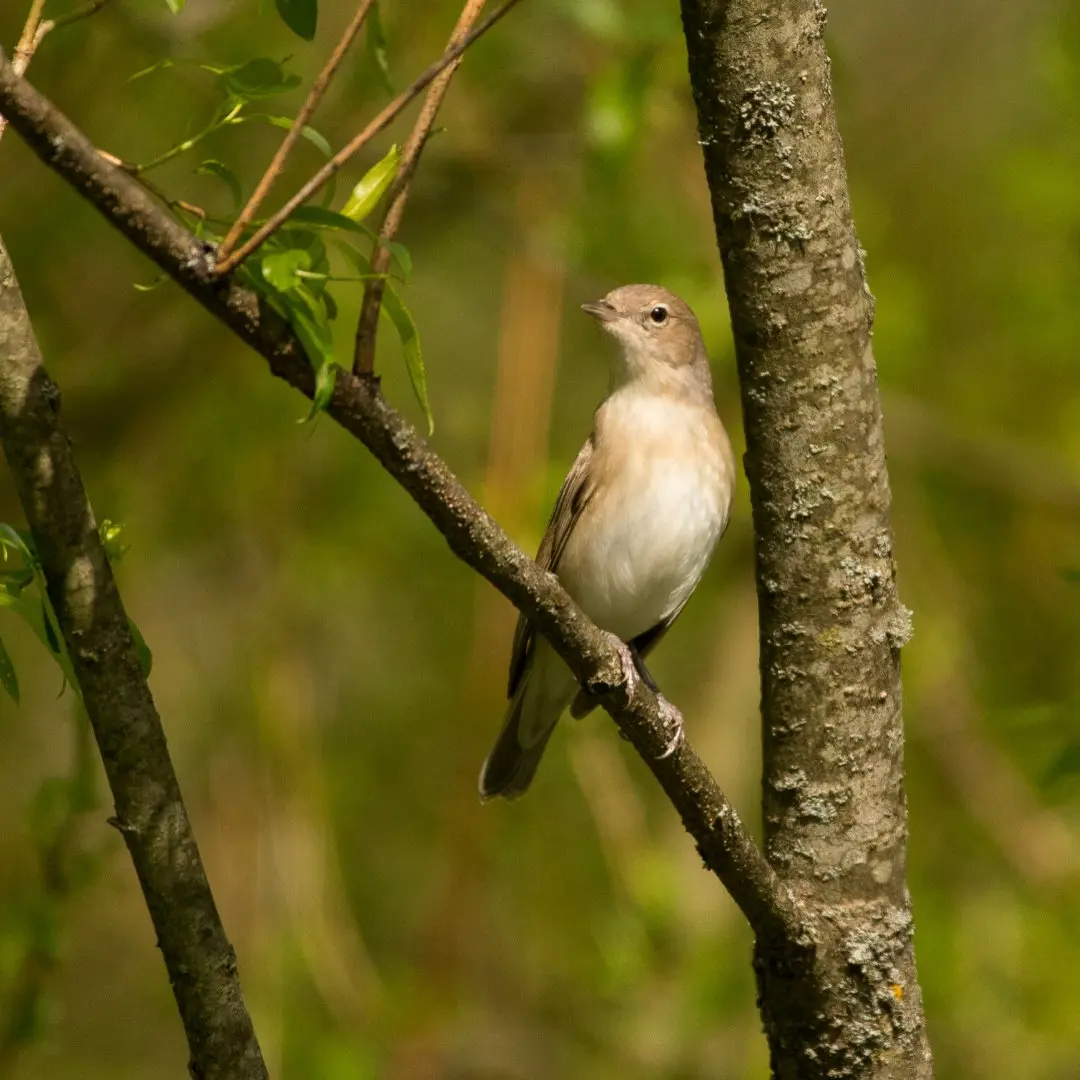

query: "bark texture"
xmin=0 ymin=235 xmax=267 ymax=1080
xmin=0 ymin=53 xmax=805 ymax=949
xmin=680 ymin=1 xmax=933 ymax=1077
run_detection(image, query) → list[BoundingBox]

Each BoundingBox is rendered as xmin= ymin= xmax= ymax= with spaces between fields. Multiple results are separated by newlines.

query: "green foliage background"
xmin=1 ymin=1 xmax=1079 ymax=1077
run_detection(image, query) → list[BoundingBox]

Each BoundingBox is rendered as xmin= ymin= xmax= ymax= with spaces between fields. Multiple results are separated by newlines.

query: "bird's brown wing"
xmin=507 ymin=437 xmax=596 ymax=698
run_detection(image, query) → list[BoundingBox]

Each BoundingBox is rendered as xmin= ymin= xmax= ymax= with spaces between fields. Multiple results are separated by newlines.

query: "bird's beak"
xmin=581 ymin=299 xmax=618 ymax=323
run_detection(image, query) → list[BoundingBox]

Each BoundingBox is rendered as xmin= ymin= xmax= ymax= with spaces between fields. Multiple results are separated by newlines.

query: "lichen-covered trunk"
xmin=679 ymin=2 xmax=934 ymax=1076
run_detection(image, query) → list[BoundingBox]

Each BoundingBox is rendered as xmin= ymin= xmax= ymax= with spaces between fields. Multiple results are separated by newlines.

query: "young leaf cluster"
xmin=132 ymin=17 xmax=431 ymax=429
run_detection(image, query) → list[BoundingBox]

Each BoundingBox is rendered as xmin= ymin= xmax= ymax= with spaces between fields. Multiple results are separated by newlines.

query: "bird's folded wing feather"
xmin=507 ymin=437 xmax=596 ymax=698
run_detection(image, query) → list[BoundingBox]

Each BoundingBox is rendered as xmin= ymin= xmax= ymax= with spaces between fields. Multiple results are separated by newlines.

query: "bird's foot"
xmin=602 ymin=632 xmax=638 ymax=704
xmin=656 ymin=695 xmax=685 ymax=759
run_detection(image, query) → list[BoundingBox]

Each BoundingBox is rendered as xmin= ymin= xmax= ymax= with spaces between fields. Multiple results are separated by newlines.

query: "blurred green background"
xmin=1 ymin=1 xmax=1079 ymax=1077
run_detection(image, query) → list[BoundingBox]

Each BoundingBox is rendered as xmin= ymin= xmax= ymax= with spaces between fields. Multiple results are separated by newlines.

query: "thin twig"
xmin=0 ymin=55 xmax=807 ymax=952
xmin=353 ymin=0 xmax=487 ymax=375
xmin=40 ymin=0 xmax=115 ymax=36
xmin=212 ymin=0 xmax=526 ymax=277
xmin=10 ymin=0 xmax=47 ymax=76
xmin=0 ymin=0 xmax=117 ymax=143
xmin=0 ymin=0 xmax=47 ymax=144
xmin=216 ymin=0 xmax=378 ymax=262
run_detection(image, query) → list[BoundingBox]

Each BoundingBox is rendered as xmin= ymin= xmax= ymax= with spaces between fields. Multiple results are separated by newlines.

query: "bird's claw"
xmin=656 ymin=696 xmax=685 ymax=759
xmin=598 ymin=636 xmax=682 ymax=756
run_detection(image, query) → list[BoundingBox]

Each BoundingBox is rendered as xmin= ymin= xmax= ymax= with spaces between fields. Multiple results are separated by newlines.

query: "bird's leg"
xmin=601 ymin=632 xmax=638 ymax=704
xmin=628 ymin=642 xmax=659 ymax=692
xmin=627 ymin=643 xmax=683 ymax=757
xmin=656 ymin=696 xmax=685 ymax=759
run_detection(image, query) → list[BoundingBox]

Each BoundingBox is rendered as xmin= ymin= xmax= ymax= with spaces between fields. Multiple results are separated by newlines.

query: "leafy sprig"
xmin=130 ymin=21 xmax=431 ymax=430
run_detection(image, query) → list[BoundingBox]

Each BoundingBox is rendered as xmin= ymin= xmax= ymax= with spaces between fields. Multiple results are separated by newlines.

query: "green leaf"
xmin=273 ymin=229 xmax=328 ymax=276
xmin=308 ymin=353 xmax=339 ymax=418
xmin=0 ymin=589 xmax=50 ymax=651
xmin=0 ymin=524 xmax=33 ymax=562
xmin=164 ymin=0 xmax=186 ymax=13
xmin=0 ymin=568 xmax=35 ymax=595
xmin=382 ymin=282 xmax=432 ymax=435
xmin=262 ymin=249 xmax=313 ymax=292
xmin=99 ymin=520 xmax=130 ymax=562
xmin=254 ymin=268 xmax=339 ymax=421
xmin=275 ymin=0 xmax=318 ymax=41
xmin=128 ymin=619 xmax=153 ymax=677
xmin=42 ymin=601 xmax=61 ymax=656
xmin=291 ymin=306 xmax=339 ymax=420
xmin=383 ymin=239 xmax=412 ymax=282
xmin=251 ymin=115 xmax=333 ymax=158
xmin=219 ymin=58 xmax=302 ymax=103
xmin=129 ymin=58 xmax=176 ymax=82
xmin=289 ymin=205 xmax=370 ymax=237
xmin=0 ymin=590 xmax=79 ymax=695
xmin=196 ymin=160 xmax=243 ymax=209
xmin=0 ymin=636 xmax=19 ymax=703
xmin=367 ymin=1 xmax=393 ymax=95
xmin=342 ymin=144 xmax=400 ymax=223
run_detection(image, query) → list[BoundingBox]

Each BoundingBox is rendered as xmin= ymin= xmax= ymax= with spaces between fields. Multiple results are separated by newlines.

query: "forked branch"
xmin=212 ymin=0 xmax=525 ymax=276
xmin=215 ymin=0 xmax=378 ymax=262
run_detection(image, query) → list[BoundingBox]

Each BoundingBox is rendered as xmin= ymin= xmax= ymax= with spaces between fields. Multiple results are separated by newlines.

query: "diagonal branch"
xmin=212 ymin=0 xmax=525 ymax=277
xmin=353 ymin=0 xmax=487 ymax=375
xmin=216 ymin=0 xmax=378 ymax=263
xmin=0 ymin=53 xmax=810 ymax=956
xmin=0 ymin=235 xmax=267 ymax=1080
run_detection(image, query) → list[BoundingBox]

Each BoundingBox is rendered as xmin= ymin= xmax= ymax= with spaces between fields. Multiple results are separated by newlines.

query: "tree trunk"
xmin=679 ymin=2 xmax=934 ymax=1076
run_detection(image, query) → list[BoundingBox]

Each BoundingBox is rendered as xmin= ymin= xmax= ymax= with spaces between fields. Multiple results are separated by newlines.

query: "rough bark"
xmin=0 ymin=234 xmax=267 ymax=1080
xmin=0 ymin=53 xmax=805 ymax=952
xmin=680 ymin=1 xmax=933 ymax=1077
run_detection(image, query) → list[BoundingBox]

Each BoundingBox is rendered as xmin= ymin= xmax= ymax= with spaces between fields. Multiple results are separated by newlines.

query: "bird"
xmin=478 ymin=284 xmax=736 ymax=801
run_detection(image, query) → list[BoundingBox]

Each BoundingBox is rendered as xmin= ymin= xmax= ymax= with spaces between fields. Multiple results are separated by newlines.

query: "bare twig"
xmin=216 ymin=0 xmax=378 ymax=262
xmin=0 ymin=0 xmax=47 ymax=143
xmin=10 ymin=0 xmax=47 ymax=76
xmin=353 ymin=0 xmax=487 ymax=375
xmin=0 ymin=53 xmax=807 ymax=953
xmin=0 ymin=0 xmax=117 ymax=143
xmin=0 ymin=232 xmax=268 ymax=1080
xmin=212 ymin=0 xmax=526 ymax=277
xmin=41 ymin=0 xmax=115 ymax=34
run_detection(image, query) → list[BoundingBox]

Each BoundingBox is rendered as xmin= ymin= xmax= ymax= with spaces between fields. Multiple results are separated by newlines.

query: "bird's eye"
xmin=649 ymin=305 xmax=669 ymax=325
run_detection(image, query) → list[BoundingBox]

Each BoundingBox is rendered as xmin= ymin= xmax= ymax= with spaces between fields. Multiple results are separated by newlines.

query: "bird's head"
xmin=581 ymin=284 xmax=711 ymax=394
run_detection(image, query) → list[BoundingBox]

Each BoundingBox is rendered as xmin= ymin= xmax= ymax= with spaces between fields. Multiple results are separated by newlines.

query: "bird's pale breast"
xmin=558 ymin=390 xmax=733 ymax=641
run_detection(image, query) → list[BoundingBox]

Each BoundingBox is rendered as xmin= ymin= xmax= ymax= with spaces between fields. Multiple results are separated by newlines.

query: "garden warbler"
xmin=479 ymin=285 xmax=735 ymax=800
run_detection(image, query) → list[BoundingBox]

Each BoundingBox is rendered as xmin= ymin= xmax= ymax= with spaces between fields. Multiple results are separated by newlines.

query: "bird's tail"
xmin=479 ymin=646 xmax=571 ymax=800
